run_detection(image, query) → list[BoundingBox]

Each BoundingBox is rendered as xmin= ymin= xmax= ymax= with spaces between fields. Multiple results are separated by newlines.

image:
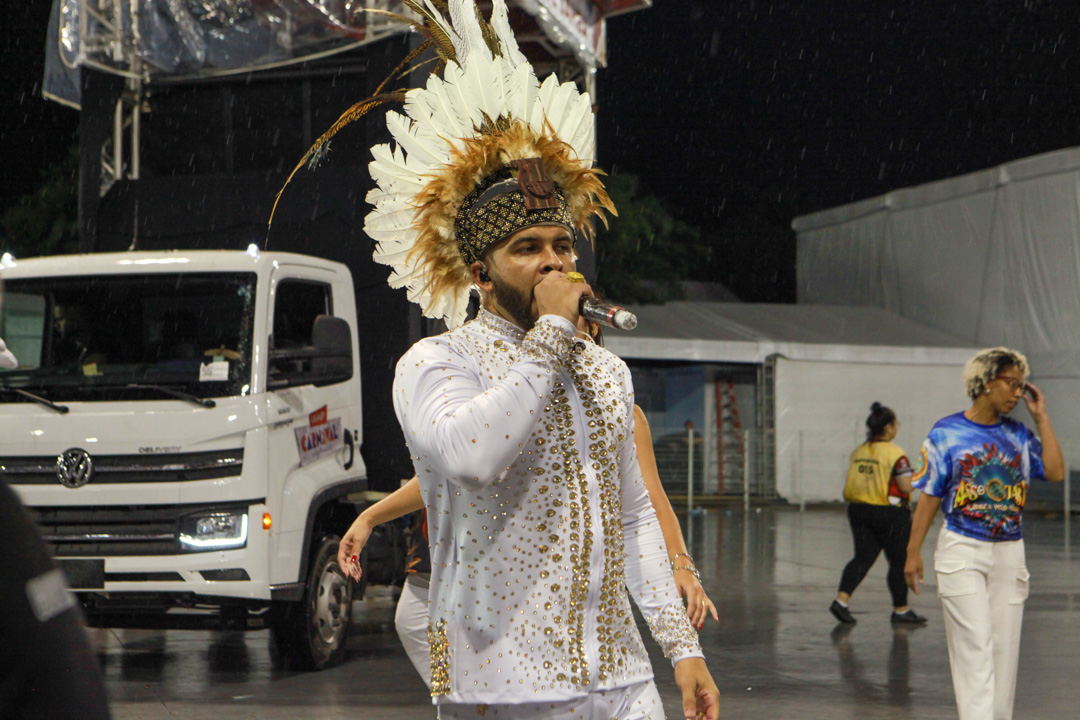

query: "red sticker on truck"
xmin=294 ymin=417 xmax=343 ymax=466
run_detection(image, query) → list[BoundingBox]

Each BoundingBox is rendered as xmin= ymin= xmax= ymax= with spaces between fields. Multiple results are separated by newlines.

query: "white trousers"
xmin=395 ymin=573 xmax=432 ymax=689
xmin=934 ymin=527 xmax=1029 ymax=720
xmin=436 ymin=679 xmax=664 ymax=720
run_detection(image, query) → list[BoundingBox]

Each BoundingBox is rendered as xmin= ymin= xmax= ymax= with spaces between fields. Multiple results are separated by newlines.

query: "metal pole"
xmin=1066 ymin=465 xmax=1071 ymax=562
xmin=113 ymin=98 xmax=123 ymax=184
xmin=798 ymin=430 xmax=805 ymax=512
xmin=686 ymin=425 xmax=695 ymax=515
xmin=130 ymin=79 xmax=141 ymax=180
xmin=743 ymin=429 xmax=751 ymax=512
xmin=702 ymin=384 xmax=713 ymax=497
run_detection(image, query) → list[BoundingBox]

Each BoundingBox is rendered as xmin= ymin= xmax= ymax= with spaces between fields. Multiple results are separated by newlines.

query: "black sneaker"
xmin=891 ymin=609 xmax=928 ymax=624
xmin=830 ymin=600 xmax=856 ymax=624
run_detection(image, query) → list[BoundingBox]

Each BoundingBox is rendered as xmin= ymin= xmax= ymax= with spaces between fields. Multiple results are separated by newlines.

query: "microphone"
xmin=581 ymin=298 xmax=637 ymax=331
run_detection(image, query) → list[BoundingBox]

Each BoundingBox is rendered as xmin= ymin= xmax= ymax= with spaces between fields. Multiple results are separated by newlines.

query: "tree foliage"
xmin=594 ymin=174 xmax=709 ymax=304
xmin=0 ymin=143 xmax=80 ymax=259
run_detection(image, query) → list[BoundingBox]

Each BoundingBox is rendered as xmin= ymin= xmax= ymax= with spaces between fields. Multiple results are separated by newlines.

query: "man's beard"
xmin=491 ymin=274 xmax=535 ymax=331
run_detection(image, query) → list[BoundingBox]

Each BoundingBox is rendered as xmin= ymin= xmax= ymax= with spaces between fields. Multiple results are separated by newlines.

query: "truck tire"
xmin=270 ymin=535 xmax=352 ymax=670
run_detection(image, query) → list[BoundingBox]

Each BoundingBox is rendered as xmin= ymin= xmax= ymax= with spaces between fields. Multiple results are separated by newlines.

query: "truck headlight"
xmin=179 ymin=511 xmax=248 ymax=551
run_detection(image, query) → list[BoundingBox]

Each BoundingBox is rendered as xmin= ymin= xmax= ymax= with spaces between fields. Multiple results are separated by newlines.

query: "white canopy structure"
xmin=605 ymin=302 xmax=975 ymax=365
xmin=606 ymin=302 xmax=977 ymax=503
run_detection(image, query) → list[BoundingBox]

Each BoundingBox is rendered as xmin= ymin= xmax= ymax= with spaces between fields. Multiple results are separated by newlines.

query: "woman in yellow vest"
xmin=829 ymin=402 xmax=927 ymax=625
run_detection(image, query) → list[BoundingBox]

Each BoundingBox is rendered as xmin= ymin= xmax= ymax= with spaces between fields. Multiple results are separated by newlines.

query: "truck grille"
xmin=0 ymin=449 xmax=242 ymax=485
xmin=26 ymin=502 xmax=251 ymax=556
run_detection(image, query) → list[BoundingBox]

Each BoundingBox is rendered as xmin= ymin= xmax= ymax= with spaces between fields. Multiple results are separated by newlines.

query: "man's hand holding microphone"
xmin=535 ymin=271 xmax=637 ymax=331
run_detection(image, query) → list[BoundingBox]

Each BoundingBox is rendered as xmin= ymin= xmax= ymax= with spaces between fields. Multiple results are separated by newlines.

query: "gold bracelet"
xmin=672 ymin=565 xmax=701 ymax=581
xmin=671 ymin=552 xmax=695 ymax=566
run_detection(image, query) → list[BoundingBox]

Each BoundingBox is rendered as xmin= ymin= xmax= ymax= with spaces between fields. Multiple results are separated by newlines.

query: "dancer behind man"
xmin=286 ymin=3 xmax=720 ymax=715
xmin=905 ymin=347 xmax=1064 ymax=720
xmin=829 ymin=402 xmax=927 ymax=625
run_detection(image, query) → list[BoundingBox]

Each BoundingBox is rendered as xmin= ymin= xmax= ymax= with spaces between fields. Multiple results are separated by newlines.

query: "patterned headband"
xmin=455 ymin=159 xmax=574 ymax=264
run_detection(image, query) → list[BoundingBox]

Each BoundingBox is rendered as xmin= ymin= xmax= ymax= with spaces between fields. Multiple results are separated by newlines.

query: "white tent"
xmin=606 ymin=302 xmax=976 ymax=502
xmin=793 ymin=146 xmax=1080 ymax=479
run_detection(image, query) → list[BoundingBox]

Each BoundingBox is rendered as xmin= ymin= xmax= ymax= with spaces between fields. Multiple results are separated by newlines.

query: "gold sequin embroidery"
xmin=429 ymin=618 xmax=451 ymax=696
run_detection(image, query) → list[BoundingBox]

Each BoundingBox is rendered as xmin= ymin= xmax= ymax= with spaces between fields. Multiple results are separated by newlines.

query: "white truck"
xmin=0 ymin=248 xmax=406 ymax=670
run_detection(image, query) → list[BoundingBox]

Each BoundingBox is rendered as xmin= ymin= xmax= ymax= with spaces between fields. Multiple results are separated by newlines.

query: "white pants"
xmin=934 ymin=527 xmax=1029 ymax=720
xmin=436 ymin=679 xmax=664 ymax=720
xmin=395 ymin=573 xmax=432 ymax=688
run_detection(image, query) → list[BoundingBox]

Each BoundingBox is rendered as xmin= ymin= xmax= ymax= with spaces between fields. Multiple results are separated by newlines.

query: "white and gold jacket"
xmin=393 ymin=310 xmax=703 ymax=705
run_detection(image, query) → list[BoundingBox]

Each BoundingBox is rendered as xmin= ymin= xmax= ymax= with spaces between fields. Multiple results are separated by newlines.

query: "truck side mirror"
xmin=267 ymin=315 xmax=353 ymax=389
xmin=310 ymin=315 xmax=353 ymax=386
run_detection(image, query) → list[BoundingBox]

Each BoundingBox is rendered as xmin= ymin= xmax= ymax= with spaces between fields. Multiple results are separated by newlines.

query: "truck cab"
xmin=0 ymin=249 xmax=384 ymax=669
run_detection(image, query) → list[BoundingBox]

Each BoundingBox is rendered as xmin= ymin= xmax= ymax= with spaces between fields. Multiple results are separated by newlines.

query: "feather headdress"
xmin=277 ymin=0 xmax=614 ymax=328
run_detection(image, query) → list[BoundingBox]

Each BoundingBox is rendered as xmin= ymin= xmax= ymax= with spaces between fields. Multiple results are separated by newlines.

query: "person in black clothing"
xmin=830 ymin=403 xmax=928 ymax=626
xmin=0 ymin=479 xmax=112 ymax=719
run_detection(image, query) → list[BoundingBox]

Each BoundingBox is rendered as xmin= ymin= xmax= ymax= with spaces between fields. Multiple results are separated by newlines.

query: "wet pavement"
xmin=98 ymin=506 xmax=1080 ymax=719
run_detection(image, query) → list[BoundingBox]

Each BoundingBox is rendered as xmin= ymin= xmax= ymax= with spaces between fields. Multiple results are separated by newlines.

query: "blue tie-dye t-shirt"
xmin=912 ymin=412 xmax=1045 ymax=542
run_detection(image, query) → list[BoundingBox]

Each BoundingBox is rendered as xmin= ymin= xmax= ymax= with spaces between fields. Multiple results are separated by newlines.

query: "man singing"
xmin=306 ymin=2 xmax=720 ymax=716
xmin=393 ymin=200 xmax=718 ymax=719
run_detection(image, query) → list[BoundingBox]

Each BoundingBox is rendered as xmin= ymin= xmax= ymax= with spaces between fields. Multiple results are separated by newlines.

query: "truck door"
xmin=264 ymin=268 xmax=361 ymax=585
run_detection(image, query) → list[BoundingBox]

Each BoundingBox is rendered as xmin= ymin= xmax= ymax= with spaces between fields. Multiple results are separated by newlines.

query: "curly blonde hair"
xmin=962 ymin=347 xmax=1030 ymax=400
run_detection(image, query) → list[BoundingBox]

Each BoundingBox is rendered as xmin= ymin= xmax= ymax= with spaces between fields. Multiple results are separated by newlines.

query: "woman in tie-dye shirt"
xmin=904 ymin=347 xmax=1064 ymax=720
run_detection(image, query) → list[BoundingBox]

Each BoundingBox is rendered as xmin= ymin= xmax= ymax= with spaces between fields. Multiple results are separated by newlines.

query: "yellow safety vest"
xmin=843 ymin=441 xmax=910 ymax=506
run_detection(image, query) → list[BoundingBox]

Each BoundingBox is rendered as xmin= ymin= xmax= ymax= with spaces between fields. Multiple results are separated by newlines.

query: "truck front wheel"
xmin=270 ymin=535 xmax=352 ymax=670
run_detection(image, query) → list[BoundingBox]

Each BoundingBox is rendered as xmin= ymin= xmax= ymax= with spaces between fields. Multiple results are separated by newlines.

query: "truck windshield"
xmin=0 ymin=272 xmax=255 ymax=401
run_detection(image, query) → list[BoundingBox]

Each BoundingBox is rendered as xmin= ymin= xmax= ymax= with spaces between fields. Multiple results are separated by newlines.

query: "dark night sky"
xmin=594 ymin=0 xmax=1080 ymax=298
xmin=2 ymin=1 xmax=79 ymax=202
xmin=5 ymin=0 xmax=1080 ymax=299
xmin=600 ymin=0 xmax=1080 ymax=215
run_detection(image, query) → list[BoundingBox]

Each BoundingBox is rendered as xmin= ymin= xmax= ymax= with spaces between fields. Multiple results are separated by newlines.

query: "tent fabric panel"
xmin=984 ymin=173 xmax=1080 ymax=357
xmin=886 ymin=166 xmax=1000 ymax=210
xmin=793 ymin=145 xmax=1080 ymax=379
xmin=604 ymin=335 xmax=976 ymax=365
xmin=1001 ymin=147 xmax=1080 ymax=183
xmin=887 ymin=190 xmax=998 ymax=342
xmin=796 ymin=215 xmax=889 ymax=305
xmin=773 ymin=357 xmax=969 ymax=503
xmin=604 ymin=302 xmax=973 ymax=349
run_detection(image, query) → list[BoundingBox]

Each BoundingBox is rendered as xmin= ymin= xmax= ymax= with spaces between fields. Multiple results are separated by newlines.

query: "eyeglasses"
xmin=994 ymin=376 xmax=1026 ymax=394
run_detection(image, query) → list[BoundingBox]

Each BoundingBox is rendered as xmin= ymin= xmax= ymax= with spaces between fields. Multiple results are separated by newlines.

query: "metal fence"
xmin=652 ymin=426 xmax=774 ymax=505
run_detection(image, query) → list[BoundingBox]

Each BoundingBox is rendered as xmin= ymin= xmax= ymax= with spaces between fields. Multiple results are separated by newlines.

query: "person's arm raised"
xmin=1025 ymin=382 xmax=1065 ymax=482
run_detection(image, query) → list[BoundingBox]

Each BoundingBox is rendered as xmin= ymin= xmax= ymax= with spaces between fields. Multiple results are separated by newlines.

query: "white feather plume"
xmin=385 ymin=110 xmax=446 ymax=167
xmin=447 ymin=0 xmax=491 ymax=68
xmin=368 ymin=144 xmax=425 ymax=194
xmin=559 ymin=93 xmax=594 ymax=159
xmin=529 ymin=74 xmax=561 ymax=133
xmin=441 ymin=62 xmax=487 ymax=132
xmin=503 ymin=60 xmax=538 ymax=122
xmin=415 ymin=77 xmax=470 ymax=148
xmin=490 ymin=0 xmax=528 ymax=66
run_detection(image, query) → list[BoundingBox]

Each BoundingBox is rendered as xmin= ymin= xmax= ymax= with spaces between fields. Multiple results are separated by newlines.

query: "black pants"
xmin=0 ymin=479 xmax=112 ymax=720
xmin=838 ymin=502 xmax=911 ymax=608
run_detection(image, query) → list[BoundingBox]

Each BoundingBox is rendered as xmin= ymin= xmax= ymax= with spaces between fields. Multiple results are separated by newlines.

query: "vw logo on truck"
xmin=56 ymin=448 xmax=94 ymax=488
